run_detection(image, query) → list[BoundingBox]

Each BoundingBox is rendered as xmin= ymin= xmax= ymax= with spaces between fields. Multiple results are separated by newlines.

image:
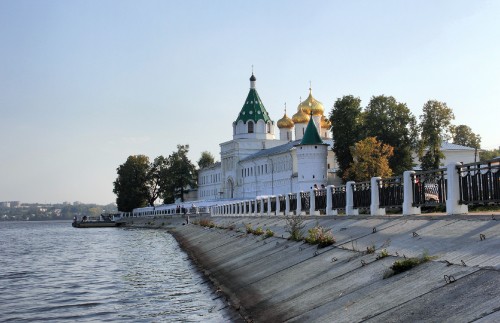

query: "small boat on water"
xmin=72 ymin=214 xmax=123 ymax=228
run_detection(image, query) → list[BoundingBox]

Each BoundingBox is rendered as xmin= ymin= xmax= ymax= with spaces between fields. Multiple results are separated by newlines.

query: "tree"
xmin=479 ymin=148 xmax=500 ymax=161
xmin=418 ymin=100 xmax=455 ymax=170
xmin=113 ymin=155 xmax=150 ymax=212
xmin=198 ymin=151 xmax=215 ymax=169
xmin=363 ymin=95 xmax=417 ymax=175
xmin=160 ymin=145 xmax=197 ymax=203
xmin=147 ymin=156 xmax=168 ymax=206
xmin=329 ymin=95 xmax=363 ymax=180
xmin=452 ymin=125 xmax=481 ymax=149
xmin=345 ymin=137 xmax=394 ymax=182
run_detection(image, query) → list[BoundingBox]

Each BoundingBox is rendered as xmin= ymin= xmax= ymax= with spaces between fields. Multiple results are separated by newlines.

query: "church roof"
xmin=235 ymin=74 xmax=272 ymax=124
xmin=240 ymin=138 xmax=334 ymax=162
xmin=299 ymin=115 xmax=324 ymax=145
xmin=441 ymin=141 xmax=476 ymax=151
xmin=240 ymin=140 xmax=300 ymax=162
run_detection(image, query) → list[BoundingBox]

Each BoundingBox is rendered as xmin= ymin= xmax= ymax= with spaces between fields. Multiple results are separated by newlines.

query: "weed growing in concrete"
xmin=383 ymin=251 xmax=436 ymax=278
xmin=376 ymin=249 xmax=389 ymax=260
xmin=198 ymin=218 xmax=215 ymax=228
xmin=253 ymin=226 xmax=264 ymax=235
xmin=284 ymin=215 xmax=305 ymax=241
xmin=245 ymin=223 xmax=253 ymax=234
xmin=305 ymin=225 xmax=335 ymax=248
xmin=366 ymin=245 xmax=376 ymax=254
xmin=265 ymin=229 xmax=275 ymax=238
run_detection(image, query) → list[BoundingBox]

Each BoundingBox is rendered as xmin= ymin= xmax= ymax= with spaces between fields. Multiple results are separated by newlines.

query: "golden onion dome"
xmin=277 ymin=109 xmax=294 ymax=129
xmin=299 ymin=88 xmax=324 ymax=116
xmin=321 ymin=115 xmax=332 ymax=129
xmin=292 ymin=107 xmax=310 ymax=124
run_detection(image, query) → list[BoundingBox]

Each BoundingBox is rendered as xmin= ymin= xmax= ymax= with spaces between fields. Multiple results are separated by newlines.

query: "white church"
xmin=198 ymin=73 xmax=343 ymax=201
xmin=196 ymin=73 xmax=476 ymax=202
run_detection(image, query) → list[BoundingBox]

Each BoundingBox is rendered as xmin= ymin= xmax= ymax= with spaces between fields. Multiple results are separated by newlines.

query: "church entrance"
xmin=226 ymin=178 xmax=234 ymax=199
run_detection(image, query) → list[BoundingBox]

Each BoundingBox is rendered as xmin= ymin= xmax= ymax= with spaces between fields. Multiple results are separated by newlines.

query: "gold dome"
xmin=277 ymin=111 xmax=294 ymax=128
xmin=299 ymin=88 xmax=324 ymax=116
xmin=292 ymin=107 xmax=310 ymax=124
xmin=321 ymin=115 xmax=332 ymax=129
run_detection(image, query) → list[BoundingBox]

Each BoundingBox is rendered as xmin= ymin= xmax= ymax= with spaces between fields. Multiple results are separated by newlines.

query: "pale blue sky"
xmin=1 ymin=0 xmax=499 ymax=205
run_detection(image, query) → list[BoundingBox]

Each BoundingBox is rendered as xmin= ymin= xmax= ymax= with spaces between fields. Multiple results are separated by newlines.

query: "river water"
xmin=0 ymin=221 xmax=229 ymax=322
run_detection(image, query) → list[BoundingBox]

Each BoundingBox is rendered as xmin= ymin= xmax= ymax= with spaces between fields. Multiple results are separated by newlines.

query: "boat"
xmin=72 ymin=214 xmax=123 ymax=228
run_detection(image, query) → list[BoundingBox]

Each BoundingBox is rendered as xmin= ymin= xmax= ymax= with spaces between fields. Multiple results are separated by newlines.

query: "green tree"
xmin=345 ymin=137 xmax=394 ymax=182
xmin=329 ymin=95 xmax=363 ymax=180
xmin=113 ymin=155 xmax=150 ymax=212
xmin=146 ymin=156 xmax=169 ymax=206
xmin=418 ymin=100 xmax=455 ymax=170
xmin=160 ymin=145 xmax=197 ymax=203
xmin=363 ymin=95 xmax=417 ymax=175
xmin=451 ymin=124 xmax=481 ymax=149
xmin=479 ymin=148 xmax=500 ymax=161
xmin=198 ymin=151 xmax=216 ymax=169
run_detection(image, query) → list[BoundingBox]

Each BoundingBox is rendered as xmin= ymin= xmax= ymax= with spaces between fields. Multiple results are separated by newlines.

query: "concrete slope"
xmin=168 ymin=215 xmax=500 ymax=322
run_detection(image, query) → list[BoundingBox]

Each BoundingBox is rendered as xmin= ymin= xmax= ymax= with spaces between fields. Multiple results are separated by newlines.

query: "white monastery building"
xmin=197 ymin=73 xmax=476 ymax=202
xmin=198 ymin=73 xmax=340 ymax=201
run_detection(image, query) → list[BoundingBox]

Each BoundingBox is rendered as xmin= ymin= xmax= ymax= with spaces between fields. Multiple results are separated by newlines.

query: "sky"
xmin=1 ymin=0 xmax=499 ymax=205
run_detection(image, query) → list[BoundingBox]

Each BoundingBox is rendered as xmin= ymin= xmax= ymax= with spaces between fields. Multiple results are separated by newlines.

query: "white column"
xmin=285 ymin=194 xmax=290 ymax=215
xmin=402 ymin=171 xmax=421 ymax=216
xmin=446 ymin=162 xmax=468 ymax=215
xmin=346 ymin=181 xmax=359 ymax=216
xmin=267 ymin=197 xmax=272 ymax=216
xmin=276 ymin=195 xmax=281 ymax=215
xmin=326 ymin=185 xmax=337 ymax=216
xmin=297 ymin=192 xmax=303 ymax=215
xmin=370 ymin=177 xmax=386 ymax=215
xmin=310 ymin=189 xmax=319 ymax=215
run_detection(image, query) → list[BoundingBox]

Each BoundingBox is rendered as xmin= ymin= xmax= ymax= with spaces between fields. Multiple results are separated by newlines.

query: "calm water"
xmin=0 ymin=221 xmax=229 ymax=322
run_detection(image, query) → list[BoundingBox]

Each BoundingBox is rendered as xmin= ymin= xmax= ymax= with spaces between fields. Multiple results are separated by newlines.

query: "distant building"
xmin=413 ymin=142 xmax=477 ymax=169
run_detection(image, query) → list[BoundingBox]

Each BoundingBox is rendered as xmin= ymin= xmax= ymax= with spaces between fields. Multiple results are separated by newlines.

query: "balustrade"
xmin=378 ymin=176 xmax=404 ymax=208
xmin=315 ymin=189 xmax=327 ymax=213
xmin=458 ymin=159 xmax=500 ymax=205
xmin=412 ymin=169 xmax=447 ymax=207
xmin=300 ymin=191 xmax=310 ymax=212
xmin=353 ymin=181 xmax=371 ymax=208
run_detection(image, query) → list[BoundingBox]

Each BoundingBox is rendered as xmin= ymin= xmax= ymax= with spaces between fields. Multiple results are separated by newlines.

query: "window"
xmin=248 ymin=121 xmax=254 ymax=133
xmin=267 ymin=122 xmax=271 ymax=133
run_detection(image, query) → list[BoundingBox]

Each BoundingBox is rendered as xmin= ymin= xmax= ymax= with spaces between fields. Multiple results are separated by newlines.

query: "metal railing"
xmin=270 ymin=196 xmax=277 ymax=212
xmin=279 ymin=195 xmax=286 ymax=212
xmin=378 ymin=176 xmax=404 ymax=208
xmin=458 ymin=159 xmax=500 ymax=205
xmin=353 ymin=181 xmax=371 ymax=208
xmin=300 ymin=191 xmax=310 ymax=212
xmin=315 ymin=188 xmax=327 ymax=213
xmin=331 ymin=185 xmax=346 ymax=209
xmin=412 ymin=168 xmax=447 ymax=207
xmin=288 ymin=193 xmax=297 ymax=212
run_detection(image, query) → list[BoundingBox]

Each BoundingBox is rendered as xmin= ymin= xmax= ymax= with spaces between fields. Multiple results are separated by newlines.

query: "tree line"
xmin=113 ymin=145 xmax=215 ymax=212
xmin=329 ymin=95 xmax=483 ymax=182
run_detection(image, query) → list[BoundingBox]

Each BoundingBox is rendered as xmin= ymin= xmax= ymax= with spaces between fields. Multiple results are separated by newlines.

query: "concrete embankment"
xmin=164 ymin=215 xmax=500 ymax=322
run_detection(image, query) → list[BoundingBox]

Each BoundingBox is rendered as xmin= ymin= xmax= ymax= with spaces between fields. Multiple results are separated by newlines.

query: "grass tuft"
xmin=305 ymin=225 xmax=335 ymax=248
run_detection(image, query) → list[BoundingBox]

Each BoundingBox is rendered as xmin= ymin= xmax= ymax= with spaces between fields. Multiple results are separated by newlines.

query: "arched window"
xmin=248 ymin=121 xmax=254 ymax=133
xmin=267 ymin=122 xmax=271 ymax=133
